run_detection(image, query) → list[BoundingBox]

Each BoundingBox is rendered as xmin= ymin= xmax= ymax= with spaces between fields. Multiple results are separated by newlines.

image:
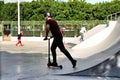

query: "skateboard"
xmin=47 ymin=37 xmax=63 ymax=69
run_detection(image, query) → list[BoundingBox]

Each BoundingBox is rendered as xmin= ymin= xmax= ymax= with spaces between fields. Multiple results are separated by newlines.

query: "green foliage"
xmin=0 ymin=2 xmax=4 ymax=20
xmin=0 ymin=0 xmax=120 ymax=21
xmin=1 ymin=3 xmax=17 ymax=21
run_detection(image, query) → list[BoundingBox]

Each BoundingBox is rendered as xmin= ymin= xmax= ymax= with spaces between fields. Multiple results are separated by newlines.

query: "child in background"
xmin=79 ymin=25 xmax=87 ymax=41
xmin=16 ymin=31 xmax=24 ymax=46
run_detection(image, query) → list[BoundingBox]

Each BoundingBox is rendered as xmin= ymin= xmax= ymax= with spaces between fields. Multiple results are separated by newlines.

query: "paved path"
xmin=0 ymin=41 xmax=75 ymax=80
xmin=1 ymin=18 xmax=120 ymax=79
xmin=1 ymin=41 xmax=119 ymax=80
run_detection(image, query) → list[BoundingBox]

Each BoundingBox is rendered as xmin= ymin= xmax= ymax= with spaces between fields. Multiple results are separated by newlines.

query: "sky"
xmin=4 ymin=0 xmax=32 ymax=3
xmin=61 ymin=0 xmax=112 ymax=4
xmin=4 ymin=0 xmax=112 ymax=4
xmin=84 ymin=0 xmax=112 ymax=4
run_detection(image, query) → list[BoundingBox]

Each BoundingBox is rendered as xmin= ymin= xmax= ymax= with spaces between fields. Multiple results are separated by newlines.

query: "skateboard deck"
xmin=48 ymin=65 xmax=63 ymax=69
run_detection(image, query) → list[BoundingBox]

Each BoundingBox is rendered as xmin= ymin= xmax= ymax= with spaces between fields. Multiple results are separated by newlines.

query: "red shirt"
xmin=46 ymin=18 xmax=62 ymax=38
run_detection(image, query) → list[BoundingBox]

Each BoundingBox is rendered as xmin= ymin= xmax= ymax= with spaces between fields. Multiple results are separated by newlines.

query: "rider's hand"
xmin=43 ymin=37 xmax=48 ymax=40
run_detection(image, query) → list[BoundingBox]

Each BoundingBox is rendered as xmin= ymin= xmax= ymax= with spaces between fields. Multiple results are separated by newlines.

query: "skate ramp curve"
xmin=53 ymin=17 xmax=120 ymax=75
xmin=68 ymin=24 xmax=106 ymax=45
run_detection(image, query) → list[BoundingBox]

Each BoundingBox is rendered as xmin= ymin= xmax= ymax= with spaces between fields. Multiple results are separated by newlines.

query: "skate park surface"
xmin=1 ymin=18 xmax=120 ymax=80
xmin=68 ymin=24 xmax=107 ymax=45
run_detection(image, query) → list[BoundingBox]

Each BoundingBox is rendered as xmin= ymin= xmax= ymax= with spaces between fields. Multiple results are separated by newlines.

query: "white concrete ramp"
xmin=68 ymin=24 xmax=106 ymax=45
xmin=72 ymin=21 xmax=116 ymax=51
xmin=54 ymin=17 xmax=120 ymax=75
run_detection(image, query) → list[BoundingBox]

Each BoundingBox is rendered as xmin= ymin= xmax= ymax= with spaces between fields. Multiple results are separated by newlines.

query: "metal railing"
xmin=107 ymin=12 xmax=120 ymax=21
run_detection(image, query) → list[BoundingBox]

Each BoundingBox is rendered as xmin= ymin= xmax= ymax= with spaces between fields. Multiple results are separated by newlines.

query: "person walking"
xmin=43 ymin=12 xmax=77 ymax=68
xmin=16 ymin=31 xmax=24 ymax=46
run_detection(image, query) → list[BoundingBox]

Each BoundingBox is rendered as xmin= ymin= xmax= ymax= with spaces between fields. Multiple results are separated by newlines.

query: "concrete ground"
xmin=0 ymin=41 xmax=119 ymax=80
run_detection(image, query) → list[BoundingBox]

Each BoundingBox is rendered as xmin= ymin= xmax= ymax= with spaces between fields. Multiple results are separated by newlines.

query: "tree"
xmin=0 ymin=1 xmax=4 ymax=21
xmin=1 ymin=3 xmax=17 ymax=21
xmin=0 ymin=0 xmax=120 ymax=21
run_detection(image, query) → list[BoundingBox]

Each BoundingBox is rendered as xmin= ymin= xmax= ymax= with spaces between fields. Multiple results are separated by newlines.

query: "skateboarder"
xmin=43 ymin=12 xmax=77 ymax=68
xmin=16 ymin=31 xmax=24 ymax=46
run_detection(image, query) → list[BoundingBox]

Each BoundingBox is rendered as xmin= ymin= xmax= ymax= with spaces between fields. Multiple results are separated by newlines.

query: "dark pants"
xmin=51 ymin=37 xmax=74 ymax=63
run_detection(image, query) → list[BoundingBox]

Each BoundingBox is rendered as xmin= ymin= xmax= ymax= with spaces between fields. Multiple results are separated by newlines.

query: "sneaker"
xmin=16 ymin=44 xmax=18 ymax=46
xmin=72 ymin=60 xmax=77 ymax=68
xmin=50 ymin=62 xmax=58 ymax=66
